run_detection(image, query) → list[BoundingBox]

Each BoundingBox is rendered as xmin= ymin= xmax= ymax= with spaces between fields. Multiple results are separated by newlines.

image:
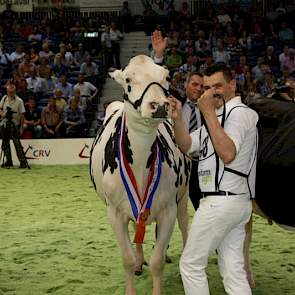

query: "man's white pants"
xmin=179 ymin=195 xmax=252 ymax=295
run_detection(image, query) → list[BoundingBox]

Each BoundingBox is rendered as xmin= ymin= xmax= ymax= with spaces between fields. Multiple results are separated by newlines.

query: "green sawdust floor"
xmin=0 ymin=165 xmax=294 ymax=295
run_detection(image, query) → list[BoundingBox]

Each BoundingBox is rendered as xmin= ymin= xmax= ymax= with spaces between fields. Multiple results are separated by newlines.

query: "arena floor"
xmin=0 ymin=165 xmax=294 ymax=295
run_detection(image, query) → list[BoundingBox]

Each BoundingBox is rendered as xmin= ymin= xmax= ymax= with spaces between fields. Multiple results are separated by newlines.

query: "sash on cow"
xmin=118 ymin=112 xmax=163 ymax=243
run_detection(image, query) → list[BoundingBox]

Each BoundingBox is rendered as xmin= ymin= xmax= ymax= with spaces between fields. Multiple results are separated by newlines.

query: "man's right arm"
xmin=169 ymin=96 xmax=192 ymax=153
xmin=174 ymin=116 xmax=192 ymax=154
xmin=151 ymin=30 xmax=167 ymax=64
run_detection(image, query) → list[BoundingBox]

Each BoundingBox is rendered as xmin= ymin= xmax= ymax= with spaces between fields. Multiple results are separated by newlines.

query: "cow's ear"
xmin=153 ymin=66 xmax=169 ymax=85
xmin=109 ymin=69 xmax=124 ymax=86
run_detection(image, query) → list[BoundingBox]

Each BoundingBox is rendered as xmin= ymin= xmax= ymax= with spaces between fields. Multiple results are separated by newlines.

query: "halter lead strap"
xmin=203 ymin=99 xmax=226 ymax=191
xmin=123 ymin=81 xmax=169 ymax=111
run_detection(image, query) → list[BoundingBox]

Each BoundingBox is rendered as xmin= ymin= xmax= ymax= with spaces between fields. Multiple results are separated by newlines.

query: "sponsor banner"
xmin=0 ymin=138 xmax=94 ymax=165
xmin=0 ymin=0 xmax=33 ymax=12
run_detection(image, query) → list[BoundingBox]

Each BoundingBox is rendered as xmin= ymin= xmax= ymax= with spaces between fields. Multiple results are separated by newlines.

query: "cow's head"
xmin=109 ymin=55 xmax=171 ymax=120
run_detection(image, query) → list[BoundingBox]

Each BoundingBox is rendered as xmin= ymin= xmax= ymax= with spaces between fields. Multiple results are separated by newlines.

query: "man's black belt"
xmin=202 ymin=191 xmax=237 ymax=198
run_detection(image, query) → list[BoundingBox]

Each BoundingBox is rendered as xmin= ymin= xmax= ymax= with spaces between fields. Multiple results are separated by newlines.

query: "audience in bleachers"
xmin=41 ymin=96 xmax=63 ymax=138
xmin=55 ymin=75 xmax=73 ymax=100
xmin=147 ymin=1 xmax=295 ymax=105
xmin=0 ymin=1 xmax=294 ymax=140
xmin=23 ymin=96 xmax=42 ymax=139
xmin=54 ymin=89 xmax=67 ymax=111
xmin=63 ymin=98 xmax=86 ymax=138
xmin=69 ymin=88 xmax=88 ymax=113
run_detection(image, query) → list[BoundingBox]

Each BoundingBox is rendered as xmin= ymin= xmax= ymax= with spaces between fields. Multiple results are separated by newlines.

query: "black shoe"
xmin=19 ymin=162 xmax=28 ymax=169
xmin=1 ymin=161 xmax=13 ymax=168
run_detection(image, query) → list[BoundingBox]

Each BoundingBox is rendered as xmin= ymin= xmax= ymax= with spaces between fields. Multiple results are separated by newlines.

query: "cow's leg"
xmin=244 ymin=215 xmax=256 ymax=289
xmin=176 ymin=192 xmax=189 ymax=248
xmin=252 ymin=199 xmax=273 ymax=225
xmin=150 ymin=205 xmax=177 ymax=295
xmin=155 ymin=224 xmax=172 ymax=263
xmin=108 ymin=207 xmax=137 ymax=295
xmin=135 ymin=243 xmax=145 ymax=275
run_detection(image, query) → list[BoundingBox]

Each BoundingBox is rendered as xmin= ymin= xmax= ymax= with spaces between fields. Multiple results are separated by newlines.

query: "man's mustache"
xmin=213 ymin=93 xmax=224 ymax=100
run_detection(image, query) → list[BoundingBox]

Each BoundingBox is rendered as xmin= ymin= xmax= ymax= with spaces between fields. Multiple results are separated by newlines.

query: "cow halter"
xmin=117 ymin=112 xmax=163 ymax=244
xmin=123 ymin=81 xmax=169 ymax=111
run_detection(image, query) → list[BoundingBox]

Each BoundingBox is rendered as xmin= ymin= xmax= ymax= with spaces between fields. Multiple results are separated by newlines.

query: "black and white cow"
xmin=90 ymin=55 xmax=190 ymax=295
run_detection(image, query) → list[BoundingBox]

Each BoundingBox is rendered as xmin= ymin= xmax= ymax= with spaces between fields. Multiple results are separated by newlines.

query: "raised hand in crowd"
xmin=151 ymin=30 xmax=168 ymax=58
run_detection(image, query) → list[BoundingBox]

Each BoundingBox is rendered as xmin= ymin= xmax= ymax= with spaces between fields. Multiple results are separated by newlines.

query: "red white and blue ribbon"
xmin=118 ymin=113 xmax=162 ymax=243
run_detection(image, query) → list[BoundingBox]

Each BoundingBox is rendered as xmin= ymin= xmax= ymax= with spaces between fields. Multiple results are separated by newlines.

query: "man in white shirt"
xmin=170 ymin=64 xmax=258 ymax=295
xmin=73 ymin=74 xmax=98 ymax=102
xmin=0 ymin=84 xmax=28 ymax=168
xmin=9 ymin=45 xmax=25 ymax=64
xmin=26 ymin=70 xmax=43 ymax=93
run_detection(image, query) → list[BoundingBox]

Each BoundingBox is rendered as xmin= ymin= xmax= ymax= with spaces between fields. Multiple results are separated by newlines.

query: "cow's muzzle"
xmin=124 ymin=82 xmax=169 ymax=111
xmin=151 ymin=102 xmax=170 ymax=118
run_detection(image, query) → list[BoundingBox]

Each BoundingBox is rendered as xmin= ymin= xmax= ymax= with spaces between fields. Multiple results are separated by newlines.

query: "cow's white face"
xmin=109 ymin=55 xmax=171 ymax=120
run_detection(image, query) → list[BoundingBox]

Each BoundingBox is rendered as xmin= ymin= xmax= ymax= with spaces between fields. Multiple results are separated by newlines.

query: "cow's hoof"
xmin=246 ymin=270 xmax=256 ymax=289
xmin=135 ymin=265 xmax=143 ymax=276
xmin=165 ymin=255 xmax=172 ymax=263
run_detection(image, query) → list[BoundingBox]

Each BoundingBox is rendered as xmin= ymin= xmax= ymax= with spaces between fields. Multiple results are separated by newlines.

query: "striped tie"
xmin=188 ymin=102 xmax=199 ymax=133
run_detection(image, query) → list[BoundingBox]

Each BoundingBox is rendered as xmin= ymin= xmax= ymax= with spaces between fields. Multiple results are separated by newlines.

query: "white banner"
xmin=0 ymin=0 xmax=33 ymax=12
xmin=0 ymin=138 xmax=95 ymax=165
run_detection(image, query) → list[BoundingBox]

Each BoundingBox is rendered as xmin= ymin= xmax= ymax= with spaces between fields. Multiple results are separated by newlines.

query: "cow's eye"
xmin=126 ymin=78 xmax=131 ymax=83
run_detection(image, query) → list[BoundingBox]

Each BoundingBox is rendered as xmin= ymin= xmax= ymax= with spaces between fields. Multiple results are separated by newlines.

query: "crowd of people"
xmin=1 ymin=1 xmax=294 ymax=141
xmin=0 ymin=3 xmax=128 ymax=140
xmin=148 ymin=1 xmax=295 ymax=104
xmin=0 ymin=0 xmax=294 ymax=164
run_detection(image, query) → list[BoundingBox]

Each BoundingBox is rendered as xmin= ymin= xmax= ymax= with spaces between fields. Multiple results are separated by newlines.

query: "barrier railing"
xmin=190 ymin=0 xmax=209 ymax=16
xmin=17 ymin=8 xmax=120 ymax=21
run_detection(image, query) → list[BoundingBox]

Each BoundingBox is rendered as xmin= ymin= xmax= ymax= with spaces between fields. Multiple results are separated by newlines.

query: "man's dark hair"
xmin=186 ymin=71 xmax=203 ymax=83
xmin=204 ymin=64 xmax=233 ymax=82
xmin=28 ymin=95 xmax=36 ymax=102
